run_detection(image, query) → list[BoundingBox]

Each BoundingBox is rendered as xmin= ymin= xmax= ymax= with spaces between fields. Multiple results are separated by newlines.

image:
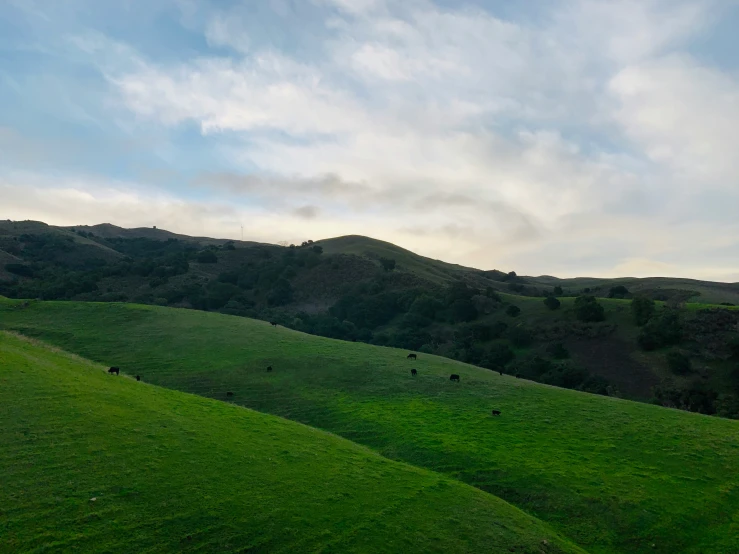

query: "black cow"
xmin=411 ymin=368 xmax=417 ymax=376
xmin=267 ymin=365 xmax=273 ymax=372
xmin=136 ymin=375 xmax=141 ymax=381
xmin=227 ymin=391 xmax=234 ymax=397
xmin=108 ymin=367 xmax=120 ymax=375
xmin=449 ymin=374 xmax=460 ymax=382
xmin=270 ymin=321 xmax=278 ymax=327
xmin=407 ymin=353 xmax=417 ymax=360
xmin=499 ymin=370 xmax=503 ymax=376
xmin=515 ymin=373 xmax=521 ymax=379
xmin=492 ymin=410 xmax=501 ymax=416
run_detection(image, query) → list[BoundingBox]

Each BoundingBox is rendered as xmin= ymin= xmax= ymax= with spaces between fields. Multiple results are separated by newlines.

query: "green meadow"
xmin=0 ymin=331 xmax=581 ymax=553
xmin=2 ymin=297 xmax=739 ymax=553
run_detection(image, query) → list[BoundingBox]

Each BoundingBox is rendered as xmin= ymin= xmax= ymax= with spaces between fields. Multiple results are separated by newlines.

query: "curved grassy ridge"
xmin=2 ymin=299 xmax=739 ymax=553
xmin=0 ymin=331 xmax=581 ymax=554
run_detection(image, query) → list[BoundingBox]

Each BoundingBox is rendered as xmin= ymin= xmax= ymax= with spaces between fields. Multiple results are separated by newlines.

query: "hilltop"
xmin=1 ymin=220 xmax=738 ymax=417
xmin=2 ymin=298 xmax=738 ymax=553
xmin=0 ymin=329 xmax=581 ymax=553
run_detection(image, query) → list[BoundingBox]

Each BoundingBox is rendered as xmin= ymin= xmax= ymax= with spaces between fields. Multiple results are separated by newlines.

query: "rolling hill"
xmin=2 ymin=298 xmax=738 ymax=553
xmin=0 ymin=329 xmax=581 ymax=554
xmin=1 ymin=220 xmax=738 ymax=416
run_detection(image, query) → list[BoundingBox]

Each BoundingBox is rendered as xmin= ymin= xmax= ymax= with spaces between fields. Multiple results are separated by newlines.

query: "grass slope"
xmin=2 ymin=300 xmax=738 ymax=552
xmin=317 ymin=235 xmax=477 ymax=285
xmin=0 ymin=331 xmax=581 ymax=554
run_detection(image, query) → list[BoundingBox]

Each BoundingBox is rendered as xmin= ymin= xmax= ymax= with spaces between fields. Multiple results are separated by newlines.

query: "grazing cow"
xmin=499 ymin=370 xmax=503 ymax=376
xmin=270 ymin=321 xmax=278 ymax=327
xmin=108 ymin=367 xmax=120 ymax=375
xmin=411 ymin=368 xmax=417 ymax=376
xmin=407 ymin=353 xmax=417 ymax=360
xmin=227 ymin=391 xmax=234 ymax=397
xmin=515 ymin=373 xmax=521 ymax=379
xmin=136 ymin=375 xmax=141 ymax=381
xmin=449 ymin=374 xmax=460 ymax=382
xmin=492 ymin=410 xmax=501 ymax=416
xmin=267 ymin=365 xmax=273 ymax=372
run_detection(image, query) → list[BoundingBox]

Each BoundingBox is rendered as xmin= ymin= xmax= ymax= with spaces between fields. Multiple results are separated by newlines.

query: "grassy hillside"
xmin=0 ymin=330 xmax=581 ymax=554
xmin=3 ymin=299 xmax=738 ymax=553
xmin=530 ymin=275 xmax=739 ymax=306
xmin=317 ymin=235 xmax=479 ymax=285
xmin=65 ymin=222 xmax=264 ymax=248
xmin=2 ymin=221 xmax=738 ymax=413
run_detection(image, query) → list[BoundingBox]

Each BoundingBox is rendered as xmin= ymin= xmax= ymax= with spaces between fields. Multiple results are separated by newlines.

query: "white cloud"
xmin=8 ymin=0 xmax=739 ymax=280
xmin=609 ymin=54 xmax=739 ymax=186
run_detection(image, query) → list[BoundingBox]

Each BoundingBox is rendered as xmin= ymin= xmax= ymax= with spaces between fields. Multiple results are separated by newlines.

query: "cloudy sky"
xmin=2 ymin=0 xmax=739 ymax=280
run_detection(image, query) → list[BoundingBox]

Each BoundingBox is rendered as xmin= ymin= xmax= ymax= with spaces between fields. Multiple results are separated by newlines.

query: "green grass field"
xmin=2 ymin=298 xmax=739 ymax=552
xmin=0 ymin=330 xmax=584 ymax=553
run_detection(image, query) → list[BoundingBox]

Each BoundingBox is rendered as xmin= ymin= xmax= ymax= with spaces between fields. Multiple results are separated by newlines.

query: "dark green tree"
xmin=574 ymin=296 xmax=605 ymax=322
xmin=379 ymin=257 xmax=396 ymax=271
xmin=631 ymin=296 xmax=656 ymax=326
xmin=544 ymin=296 xmax=561 ymax=310
xmin=506 ymin=305 xmax=521 ymax=317
xmin=196 ymin=250 xmax=218 ymax=263
xmin=667 ymin=351 xmax=692 ymax=375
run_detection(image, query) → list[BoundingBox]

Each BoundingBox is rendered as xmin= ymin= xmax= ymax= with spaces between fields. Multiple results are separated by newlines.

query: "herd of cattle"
xmin=106 ymin=322 xmax=504 ymax=417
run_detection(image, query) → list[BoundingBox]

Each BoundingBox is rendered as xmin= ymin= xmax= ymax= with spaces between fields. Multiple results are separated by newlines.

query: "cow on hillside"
xmin=136 ymin=375 xmax=141 ymax=381
xmin=270 ymin=321 xmax=278 ymax=327
xmin=267 ymin=366 xmax=273 ymax=372
xmin=449 ymin=374 xmax=460 ymax=382
xmin=411 ymin=369 xmax=417 ymax=376
xmin=407 ymin=353 xmax=417 ymax=360
xmin=108 ymin=367 xmax=120 ymax=375
xmin=492 ymin=410 xmax=501 ymax=416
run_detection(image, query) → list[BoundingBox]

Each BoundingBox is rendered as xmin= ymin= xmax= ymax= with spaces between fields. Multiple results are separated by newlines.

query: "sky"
xmin=1 ymin=0 xmax=739 ymax=281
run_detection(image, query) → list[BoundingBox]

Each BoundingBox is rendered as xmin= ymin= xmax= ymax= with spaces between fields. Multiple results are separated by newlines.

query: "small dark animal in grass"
xmin=411 ymin=369 xmax=417 ymax=376
xmin=107 ymin=367 xmax=119 ymax=375
xmin=136 ymin=375 xmax=141 ymax=381
xmin=515 ymin=374 xmax=521 ymax=379
xmin=492 ymin=410 xmax=501 ymax=416
xmin=270 ymin=321 xmax=278 ymax=327
xmin=499 ymin=371 xmax=503 ymax=376
xmin=226 ymin=392 xmax=234 ymax=397
xmin=450 ymin=374 xmax=460 ymax=382
xmin=407 ymin=353 xmax=417 ymax=360
xmin=267 ymin=366 xmax=273 ymax=372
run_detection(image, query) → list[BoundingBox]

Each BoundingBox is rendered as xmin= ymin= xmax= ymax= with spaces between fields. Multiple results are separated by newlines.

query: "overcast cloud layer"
xmin=1 ymin=0 xmax=739 ymax=280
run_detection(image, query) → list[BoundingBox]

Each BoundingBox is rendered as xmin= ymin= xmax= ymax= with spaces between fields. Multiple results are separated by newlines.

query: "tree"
xmin=574 ymin=296 xmax=605 ymax=322
xmin=196 ymin=250 xmax=218 ymax=263
xmin=727 ymin=336 xmax=739 ymax=360
xmin=608 ymin=285 xmax=629 ymax=299
xmin=483 ymin=343 xmax=515 ymax=369
xmin=451 ymin=298 xmax=478 ymax=322
xmin=631 ymin=296 xmax=656 ymax=326
xmin=312 ymin=245 xmax=323 ymax=254
xmin=546 ymin=342 xmax=569 ymax=359
xmin=506 ymin=305 xmax=521 ymax=317
xmin=380 ymin=257 xmax=396 ymax=271
xmin=637 ymin=310 xmax=682 ymax=351
xmin=667 ymin=351 xmax=692 ymax=375
xmin=507 ymin=326 xmax=533 ymax=348
xmin=553 ymin=285 xmax=563 ymax=296
xmin=5 ymin=263 xmax=34 ymax=278
xmin=544 ymin=296 xmax=561 ymax=310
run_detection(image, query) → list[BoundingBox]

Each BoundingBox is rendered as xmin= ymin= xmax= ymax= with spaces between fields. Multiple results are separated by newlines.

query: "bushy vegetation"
xmin=574 ymin=295 xmax=605 ymax=322
xmin=543 ymin=295 xmax=561 ymax=310
xmin=632 ymin=296 xmax=656 ymax=326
